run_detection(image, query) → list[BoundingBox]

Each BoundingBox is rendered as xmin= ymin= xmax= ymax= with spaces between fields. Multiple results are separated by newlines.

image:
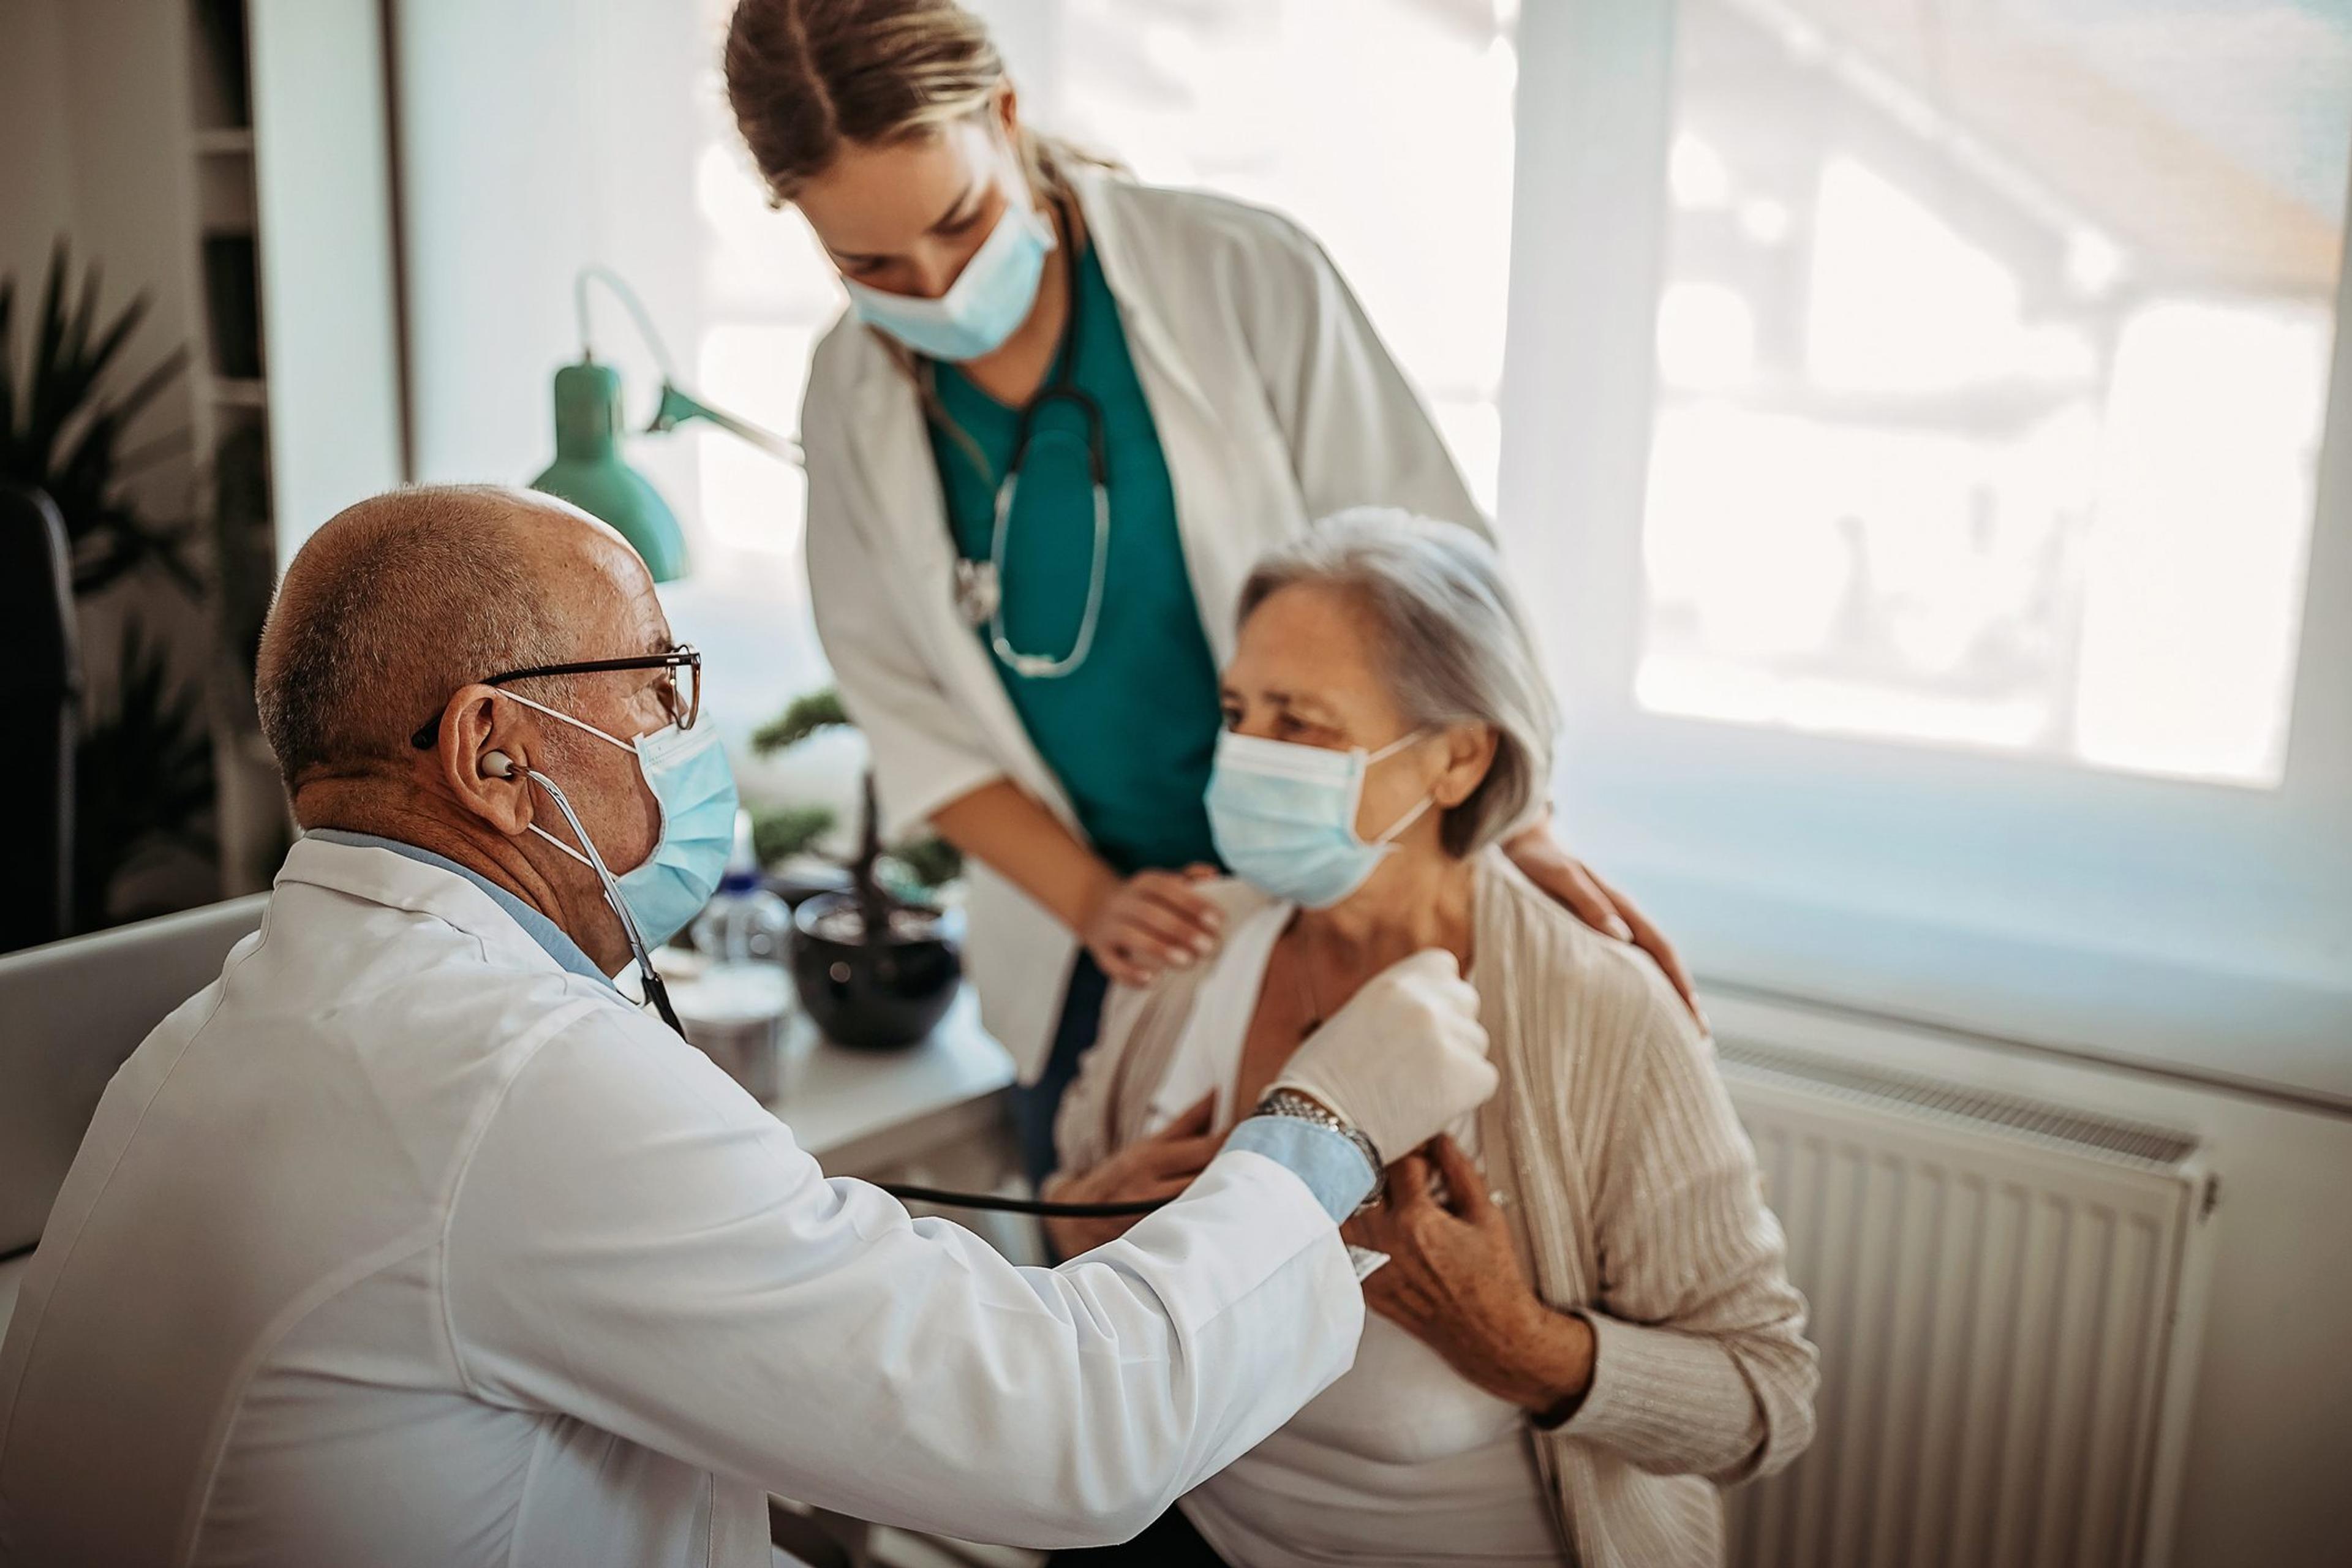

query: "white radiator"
xmin=1715 ymin=1041 xmax=2216 ymax=1568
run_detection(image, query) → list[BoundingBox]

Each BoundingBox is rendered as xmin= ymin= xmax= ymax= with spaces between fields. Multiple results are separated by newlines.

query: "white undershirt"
xmin=1144 ymin=903 xmax=1566 ymax=1567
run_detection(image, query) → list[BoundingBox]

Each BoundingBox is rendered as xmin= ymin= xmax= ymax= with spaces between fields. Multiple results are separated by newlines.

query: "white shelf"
xmin=193 ymin=127 xmax=255 ymax=156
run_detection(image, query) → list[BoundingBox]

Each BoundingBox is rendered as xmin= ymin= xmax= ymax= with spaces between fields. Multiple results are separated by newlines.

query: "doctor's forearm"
xmin=930 ymin=779 xmax=1118 ymax=933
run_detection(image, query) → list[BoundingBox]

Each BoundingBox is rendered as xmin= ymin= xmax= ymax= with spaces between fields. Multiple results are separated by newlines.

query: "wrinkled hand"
xmin=1269 ymin=949 xmax=1496 ymax=1167
xmin=1504 ymin=821 xmax=1700 ymax=1022
xmin=1041 ymin=1092 xmax=1222 ymax=1257
xmin=1344 ymin=1135 xmax=1594 ymax=1414
xmin=1080 ymin=865 xmax=1224 ymax=987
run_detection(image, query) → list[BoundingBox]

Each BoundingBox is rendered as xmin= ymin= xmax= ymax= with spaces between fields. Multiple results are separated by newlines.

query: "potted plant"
xmin=2 ymin=243 xmax=221 ymax=937
xmin=752 ymin=688 xmax=962 ymax=1050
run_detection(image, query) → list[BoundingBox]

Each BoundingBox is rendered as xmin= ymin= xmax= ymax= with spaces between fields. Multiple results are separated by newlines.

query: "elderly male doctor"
xmin=0 ymin=486 xmax=1496 ymax=1568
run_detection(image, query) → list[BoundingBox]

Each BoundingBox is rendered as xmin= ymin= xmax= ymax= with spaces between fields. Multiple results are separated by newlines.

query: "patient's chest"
xmin=1142 ymin=903 xmax=1562 ymax=1562
xmin=1288 ymin=1260 xmax=1531 ymax=1462
xmin=1140 ymin=906 xmax=1534 ymax=1467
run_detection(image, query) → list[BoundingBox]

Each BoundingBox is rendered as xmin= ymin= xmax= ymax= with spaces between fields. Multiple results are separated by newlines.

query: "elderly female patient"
xmin=1045 ymin=511 xmax=1817 ymax=1567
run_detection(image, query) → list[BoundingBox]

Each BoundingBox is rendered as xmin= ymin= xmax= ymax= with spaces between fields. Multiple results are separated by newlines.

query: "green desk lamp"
xmin=532 ymin=267 xmax=802 ymax=582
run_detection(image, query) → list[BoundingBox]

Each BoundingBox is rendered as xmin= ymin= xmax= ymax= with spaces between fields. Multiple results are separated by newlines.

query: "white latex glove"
xmin=1268 ymin=949 xmax=1498 ymax=1168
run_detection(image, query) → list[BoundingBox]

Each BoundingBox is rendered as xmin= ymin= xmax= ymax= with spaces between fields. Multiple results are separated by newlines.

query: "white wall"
xmin=249 ymin=0 xmax=405 ymax=564
xmin=1708 ymin=988 xmax=2352 ymax=1568
xmin=394 ymin=0 xmax=705 ymax=511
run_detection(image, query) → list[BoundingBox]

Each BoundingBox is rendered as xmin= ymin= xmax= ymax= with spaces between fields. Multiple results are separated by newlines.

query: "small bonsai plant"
xmin=749 ymin=685 xmax=962 ymax=922
xmin=754 ymin=685 xmax=965 ymax=1049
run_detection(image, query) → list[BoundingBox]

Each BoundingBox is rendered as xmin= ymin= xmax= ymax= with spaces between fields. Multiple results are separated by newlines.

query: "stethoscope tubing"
xmin=957 ymin=197 xmax=1113 ymax=682
xmin=874 ymin=1183 xmax=1168 ymax=1218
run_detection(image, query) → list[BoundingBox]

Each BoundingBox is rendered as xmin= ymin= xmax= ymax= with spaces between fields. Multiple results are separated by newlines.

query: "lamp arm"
xmin=574 ymin=265 xmax=805 ymax=469
xmin=651 ymin=383 xmax=805 ymax=468
xmin=575 ymin=265 xmax=680 ymax=385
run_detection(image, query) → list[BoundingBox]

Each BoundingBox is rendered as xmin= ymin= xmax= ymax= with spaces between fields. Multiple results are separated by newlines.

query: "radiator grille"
xmin=1717 ymin=1041 xmax=2199 ymax=1169
xmin=1717 ymin=1042 xmax=2206 ymax=1568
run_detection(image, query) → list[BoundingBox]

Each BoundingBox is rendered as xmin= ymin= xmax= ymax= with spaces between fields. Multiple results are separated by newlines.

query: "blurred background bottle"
xmin=690 ymin=810 xmax=792 ymax=965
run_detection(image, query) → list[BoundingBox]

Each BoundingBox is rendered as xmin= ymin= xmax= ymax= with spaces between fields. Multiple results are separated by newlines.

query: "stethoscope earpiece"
xmin=483 ymin=750 xmax=516 ymax=779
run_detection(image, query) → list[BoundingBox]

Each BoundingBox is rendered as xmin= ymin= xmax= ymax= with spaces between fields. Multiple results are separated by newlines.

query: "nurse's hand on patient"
xmin=1080 ymin=865 xmax=1225 ymax=987
xmin=1041 ymin=1092 xmax=1224 ymax=1257
xmin=1343 ymin=1136 xmax=1595 ymax=1416
xmin=1503 ymin=816 xmax=1702 ymax=1025
xmin=1270 ymin=951 xmax=1498 ymax=1167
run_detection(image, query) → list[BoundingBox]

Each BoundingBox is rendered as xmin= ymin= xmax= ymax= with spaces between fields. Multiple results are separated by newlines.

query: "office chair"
xmin=0 ymin=485 xmax=78 ymax=952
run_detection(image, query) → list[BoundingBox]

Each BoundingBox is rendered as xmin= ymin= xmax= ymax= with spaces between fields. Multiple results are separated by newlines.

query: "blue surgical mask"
xmin=1206 ymin=729 xmax=1435 ymax=909
xmin=842 ymin=187 xmax=1054 ymax=363
xmin=500 ymin=692 xmax=739 ymax=950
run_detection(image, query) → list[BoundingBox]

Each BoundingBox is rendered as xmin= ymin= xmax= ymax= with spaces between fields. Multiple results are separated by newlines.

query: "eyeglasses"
xmin=409 ymin=644 xmax=702 ymax=750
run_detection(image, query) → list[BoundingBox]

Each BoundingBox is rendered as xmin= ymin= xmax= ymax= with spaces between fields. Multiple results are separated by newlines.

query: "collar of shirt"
xmin=301 ymin=828 xmax=613 ymax=989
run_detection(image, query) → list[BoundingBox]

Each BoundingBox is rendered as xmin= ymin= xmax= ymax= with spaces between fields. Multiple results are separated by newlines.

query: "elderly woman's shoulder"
xmin=1476 ymin=852 xmax=1699 ymax=1053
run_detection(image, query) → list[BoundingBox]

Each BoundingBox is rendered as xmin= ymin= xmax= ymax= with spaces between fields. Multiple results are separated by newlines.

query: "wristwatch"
xmin=1254 ymin=1088 xmax=1387 ymax=1213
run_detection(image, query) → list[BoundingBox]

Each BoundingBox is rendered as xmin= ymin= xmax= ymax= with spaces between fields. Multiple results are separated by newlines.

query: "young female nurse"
xmin=723 ymin=0 xmax=1695 ymax=1180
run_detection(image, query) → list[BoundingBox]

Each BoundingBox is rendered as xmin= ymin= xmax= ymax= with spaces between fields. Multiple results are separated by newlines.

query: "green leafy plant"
xmin=750 ymin=803 xmax=836 ymax=867
xmin=73 ymin=622 xmax=217 ymax=929
xmin=752 ymin=687 xmax=851 ymax=755
xmin=5 ymin=242 xmax=222 ymax=931
xmin=750 ymin=684 xmax=963 ymax=899
xmin=1 ymin=243 xmax=197 ymax=597
xmin=889 ymin=834 xmax=965 ymax=892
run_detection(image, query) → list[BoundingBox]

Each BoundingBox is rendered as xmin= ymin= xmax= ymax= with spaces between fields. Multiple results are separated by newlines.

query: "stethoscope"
xmin=946 ymin=202 xmax=1112 ymax=681
xmin=492 ymin=750 xmax=1156 ymax=1221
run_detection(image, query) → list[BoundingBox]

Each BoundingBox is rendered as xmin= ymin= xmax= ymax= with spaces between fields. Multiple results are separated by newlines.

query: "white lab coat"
xmin=802 ymin=165 xmax=1487 ymax=1079
xmin=0 ymin=837 xmax=1363 ymax=1567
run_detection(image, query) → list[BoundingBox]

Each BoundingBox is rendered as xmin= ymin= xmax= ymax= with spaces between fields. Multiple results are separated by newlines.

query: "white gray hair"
xmin=1237 ymin=509 xmax=1558 ymax=857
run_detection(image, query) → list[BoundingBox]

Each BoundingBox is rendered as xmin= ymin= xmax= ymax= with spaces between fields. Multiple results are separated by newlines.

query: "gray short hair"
xmin=1237 ymin=510 xmax=1558 ymax=858
xmin=257 ymin=486 xmax=575 ymax=786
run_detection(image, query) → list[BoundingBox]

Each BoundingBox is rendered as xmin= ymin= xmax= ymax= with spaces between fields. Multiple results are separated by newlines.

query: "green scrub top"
xmin=929 ymin=243 xmax=1224 ymax=877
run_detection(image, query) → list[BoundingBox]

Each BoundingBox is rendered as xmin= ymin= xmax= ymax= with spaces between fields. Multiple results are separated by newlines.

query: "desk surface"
xmin=764 ymin=988 xmax=1017 ymax=1178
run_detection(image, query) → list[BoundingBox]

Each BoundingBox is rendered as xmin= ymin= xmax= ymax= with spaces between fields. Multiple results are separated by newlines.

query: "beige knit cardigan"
xmin=1054 ymin=854 xmax=1819 ymax=1567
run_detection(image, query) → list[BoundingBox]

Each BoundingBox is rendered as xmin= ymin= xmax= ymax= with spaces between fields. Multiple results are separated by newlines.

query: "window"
xmin=1637 ymin=0 xmax=2347 ymax=788
xmin=690 ymin=0 xmax=840 ymax=587
xmin=1506 ymin=0 xmax=2352 ymax=1102
xmin=1026 ymin=0 xmax=1519 ymax=514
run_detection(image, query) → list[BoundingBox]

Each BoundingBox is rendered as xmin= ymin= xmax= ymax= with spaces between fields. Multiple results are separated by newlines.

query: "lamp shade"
xmin=530 ymin=360 xmax=690 ymax=581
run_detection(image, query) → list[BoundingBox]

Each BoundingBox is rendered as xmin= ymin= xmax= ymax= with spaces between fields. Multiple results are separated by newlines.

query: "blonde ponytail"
xmin=723 ymin=0 xmax=1114 ymax=206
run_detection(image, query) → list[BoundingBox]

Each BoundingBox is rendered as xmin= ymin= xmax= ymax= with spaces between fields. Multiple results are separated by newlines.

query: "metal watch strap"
xmin=1254 ymin=1088 xmax=1387 ymax=1212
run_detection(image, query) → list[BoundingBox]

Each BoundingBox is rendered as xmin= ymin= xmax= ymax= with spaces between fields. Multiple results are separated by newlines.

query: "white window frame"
xmin=1497 ymin=0 xmax=2352 ymax=1107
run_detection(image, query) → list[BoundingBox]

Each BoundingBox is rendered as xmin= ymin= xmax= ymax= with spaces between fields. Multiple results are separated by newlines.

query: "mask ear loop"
xmin=1359 ymin=728 xmax=1439 ymax=847
xmin=486 ymin=748 xmax=685 ymax=1036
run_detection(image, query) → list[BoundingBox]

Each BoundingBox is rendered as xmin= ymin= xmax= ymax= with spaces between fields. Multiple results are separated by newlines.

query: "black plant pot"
xmin=789 ymin=891 xmax=962 ymax=1050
